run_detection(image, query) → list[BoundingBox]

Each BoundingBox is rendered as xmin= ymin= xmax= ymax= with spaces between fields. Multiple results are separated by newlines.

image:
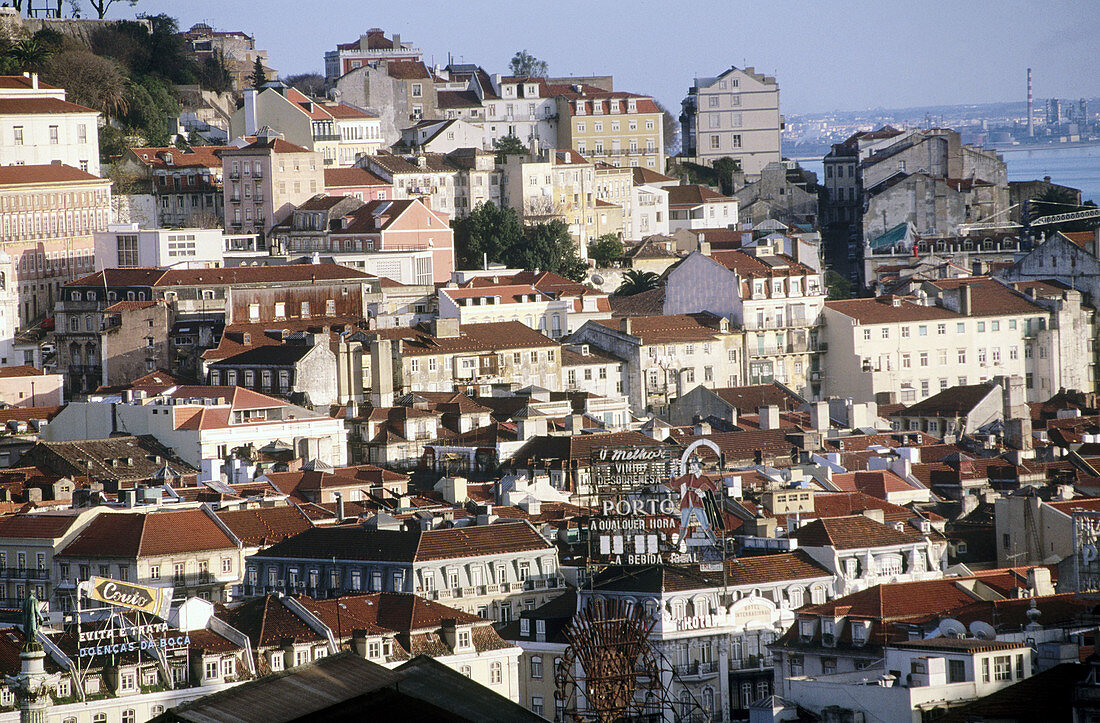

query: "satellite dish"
xmin=591 ymin=274 xmax=604 ymax=285
xmin=970 ymin=621 xmax=997 ymax=640
xmin=939 ymin=618 xmax=967 ymax=638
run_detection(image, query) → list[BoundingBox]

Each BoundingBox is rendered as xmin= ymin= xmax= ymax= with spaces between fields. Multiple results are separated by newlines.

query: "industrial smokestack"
xmin=1027 ymin=68 xmax=1034 ymax=138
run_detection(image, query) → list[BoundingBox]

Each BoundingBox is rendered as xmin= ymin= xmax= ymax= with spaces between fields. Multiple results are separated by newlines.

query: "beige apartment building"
xmin=0 ymin=165 xmax=110 ymax=327
xmin=220 ymin=130 xmax=325 ymax=238
xmin=555 ymin=84 xmax=664 ymax=170
xmin=822 ymin=277 xmax=1094 ymax=404
xmin=681 ymin=66 xmax=782 ymax=177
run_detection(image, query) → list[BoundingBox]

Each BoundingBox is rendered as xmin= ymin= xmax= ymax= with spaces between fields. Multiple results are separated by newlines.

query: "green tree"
xmin=492 ymin=134 xmax=528 ymax=164
xmin=508 ymin=50 xmax=548 ymax=78
xmin=251 ymin=56 xmax=267 ymax=89
xmin=616 ymin=270 xmax=660 ymax=296
xmin=825 ymin=269 xmax=853 ymax=300
xmin=43 ymin=50 xmax=129 ymax=120
xmin=1029 ymin=186 xmax=1100 ymax=233
xmin=588 ymin=234 xmax=624 ymax=267
xmin=453 ymin=202 xmax=525 ymax=270
xmin=9 ymin=38 xmax=53 ymax=73
xmin=520 ymin=220 xmax=587 ymax=281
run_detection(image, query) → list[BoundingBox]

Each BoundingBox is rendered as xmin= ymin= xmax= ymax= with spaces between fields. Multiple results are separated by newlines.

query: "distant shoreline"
xmin=787 ymin=139 xmax=1100 ymax=165
xmin=993 ymin=140 xmax=1100 ymax=153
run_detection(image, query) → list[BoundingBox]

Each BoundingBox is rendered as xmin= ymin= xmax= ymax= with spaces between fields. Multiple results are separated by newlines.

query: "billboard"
xmin=88 ymin=577 xmax=173 ymax=620
xmin=590 ymin=446 xmax=674 ymax=501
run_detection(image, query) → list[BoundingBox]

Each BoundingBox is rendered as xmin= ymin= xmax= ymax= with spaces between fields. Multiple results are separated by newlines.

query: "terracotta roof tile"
xmin=786 ymin=514 xmax=925 ymax=549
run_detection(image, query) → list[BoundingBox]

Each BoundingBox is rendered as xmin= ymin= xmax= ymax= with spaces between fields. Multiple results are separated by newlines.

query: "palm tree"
xmin=616 ymin=270 xmax=661 ymax=296
xmin=10 ymin=39 xmax=52 ymax=72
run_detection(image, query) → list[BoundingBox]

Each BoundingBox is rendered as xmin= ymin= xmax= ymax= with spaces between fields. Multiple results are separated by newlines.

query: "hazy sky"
xmin=119 ymin=0 xmax=1099 ymax=115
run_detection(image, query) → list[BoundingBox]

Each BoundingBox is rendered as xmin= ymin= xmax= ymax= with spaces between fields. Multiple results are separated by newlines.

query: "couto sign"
xmin=88 ymin=576 xmax=173 ymax=619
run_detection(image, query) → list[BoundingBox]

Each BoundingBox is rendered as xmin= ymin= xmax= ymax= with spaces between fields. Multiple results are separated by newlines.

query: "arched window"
xmin=702 ymin=687 xmax=714 ymax=713
xmin=789 ymin=587 xmax=804 ymax=609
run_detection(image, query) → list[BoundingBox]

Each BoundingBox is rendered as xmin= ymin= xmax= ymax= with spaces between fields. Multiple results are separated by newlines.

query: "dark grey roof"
xmin=208 ymin=345 xmax=314 ymax=367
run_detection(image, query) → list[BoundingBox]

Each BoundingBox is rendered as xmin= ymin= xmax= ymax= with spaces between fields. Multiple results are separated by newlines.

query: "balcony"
xmin=0 ymin=568 xmax=49 ymax=580
xmin=229 ymin=195 xmax=241 ymax=203
xmin=674 ymin=661 xmax=719 ymax=681
xmin=229 ymin=170 xmax=240 ymax=179
xmin=313 ymin=133 xmax=341 ymax=142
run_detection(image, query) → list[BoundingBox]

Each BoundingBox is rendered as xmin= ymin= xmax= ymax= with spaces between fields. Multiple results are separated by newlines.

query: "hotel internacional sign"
xmin=1073 ymin=510 xmax=1100 ymax=593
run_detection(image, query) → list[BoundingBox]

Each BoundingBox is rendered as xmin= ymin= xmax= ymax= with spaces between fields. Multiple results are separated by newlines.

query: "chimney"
xmin=959 ymin=284 xmax=972 ymax=317
xmin=699 ymin=240 xmax=712 ymax=256
xmin=759 ymin=405 xmax=780 ymax=430
xmin=30 ymin=72 xmax=38 ymax=90
xmin=333 ymin=491 xmax=346 ymax=522
xmin=392 ymin=33 xmax=401 ymax=49
xmin=809 ymin=401 xmax=829 ymax=432
xmin=619 ymin=317 xmax=632 ymax=335
xmin=243 ymin=88 xmax=259 ymax=137
xmin=346 ymin=399 xmax=358 ymax=419
xmin=441 ymin=476 xmax=467 ymax=505
xmin=370 ymin=339 xmax=394 ymax=408
xmin=416 ymin=154 xmax=427 ymax=169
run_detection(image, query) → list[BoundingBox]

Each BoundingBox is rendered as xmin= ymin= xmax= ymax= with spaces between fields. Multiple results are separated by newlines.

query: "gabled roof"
xmin=786 ymin=514 xmax=925 ymax=549
xmin=0 ymin=97 xmax=97 ymax=115
xmin=667 ymin=184 xmax=733 ymax=207
xmin=710 ymin=383 xmax=804 ymax=414
xmin=323 ymin=167 xmax=390 ymax=188
xmin=592 ymin=550 xmax=831 ymax=593
xmin=0 ymin=164 xmax=104 ymax=186
xmin=593 ymin=312 xmax=729 ymax=343
xmin=893 ymin=383 xmax=998 ymax=417
xmin=825 ymin=296 xmax=961 ymax=324
xmin=366 ymin=321 xmax=559 ymax=356
xmin=58 ymin=509 xmax=238 ymax=559
xmin=215 ymin=505 xmax=314 ymax=547
xmin=251 ymin=519 xmax=551 ymax=562
xmin=631 ymin=167 xmax=677 ymax=186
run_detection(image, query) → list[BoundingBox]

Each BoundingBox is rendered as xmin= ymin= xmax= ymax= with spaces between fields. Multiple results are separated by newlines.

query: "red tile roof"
xmin=593 ymin=313 xmax=729 ymax=343
xmin=0 ymin=164 xmax=104 ymax=186
xmin=58 ymin=509 xmax=238 ymax=559
xmin=826 ymin=296 xmax=961 ymax=324
xmin=787 ymin=514 xmax=925 ymax=549
xmin=215 ymin=505 xmax=314 ymax=547
xmin=0 ymin=97 xmax=96 ymax=115
xmin=323 ymin=167 xmax=390 ymax=188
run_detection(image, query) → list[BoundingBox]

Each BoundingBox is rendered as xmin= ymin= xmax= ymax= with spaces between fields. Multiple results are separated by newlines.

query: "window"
xmin=49 ymin=125 xmax=59 ymax=144
xmin=958 ymin=349 xmax=967 ymax=363
xmin=490 ymin=661 xmax=502 ymax=684
xmin=901 ymin=326 xmax=910 ymax=338
xmin=531 ymin=696 xmax=544 ymax=716
xmin=920 ymin=352 xmax=928 ymax=367
xmin=222 ymin=658 xmax=235 ymax=678
xmin=710 ymin=135 xmax=720 ymax=150
xmin=122 ymin=714 xmax=135 ymax=723
xmin=119 ymin=670 xmax=136 ymax=691
xmin=977 ymin=321 xmax=986 ymax=332
xmin=882 ymin=328 xmax=889 ymax=339
xmin=531 ymin=655 xmax=543 ymax=679
xmin=205 ymin=660 xmax=219 ymax=679
xmin=150 ymin=565 xmax=160 ymax=580
xmin=957 ymin=322 xmax=966 ymax=333
xmin=116 ymin=235 xmax=139 ymax=267
xmin=993 ymin=655 xmax=1011 ymax=681
xmin=301 ymin=301 xmax=310 ymax=317
xmin=949 ymin=659 xmax=966 ymax=683
xmin=937 ymin=323 xmax=946 ymax=335
xmin=13 ymin=127 xmax=22 ymax=145
xmin=863 ymin=328 xmax=871 ymax=341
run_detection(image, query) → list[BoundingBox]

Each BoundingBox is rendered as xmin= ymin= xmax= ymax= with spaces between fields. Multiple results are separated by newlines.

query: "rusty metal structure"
xmin=555 ymin=597 xmax=670 ymax=722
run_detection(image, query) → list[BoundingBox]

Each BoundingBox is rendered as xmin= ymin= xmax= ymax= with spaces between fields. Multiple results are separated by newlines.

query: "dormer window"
xmin=457 ymin=629 xmax=471 ymax=649
xmin=520 ymin=619 xmax=530 ymax=636
xmin=799 ymin=619 xmax=814 ymax=639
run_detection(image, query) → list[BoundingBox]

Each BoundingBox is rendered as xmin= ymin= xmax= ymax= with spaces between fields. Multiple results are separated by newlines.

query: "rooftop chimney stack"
xmin=1027 ymin=68 xmax=1034 ymax=138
